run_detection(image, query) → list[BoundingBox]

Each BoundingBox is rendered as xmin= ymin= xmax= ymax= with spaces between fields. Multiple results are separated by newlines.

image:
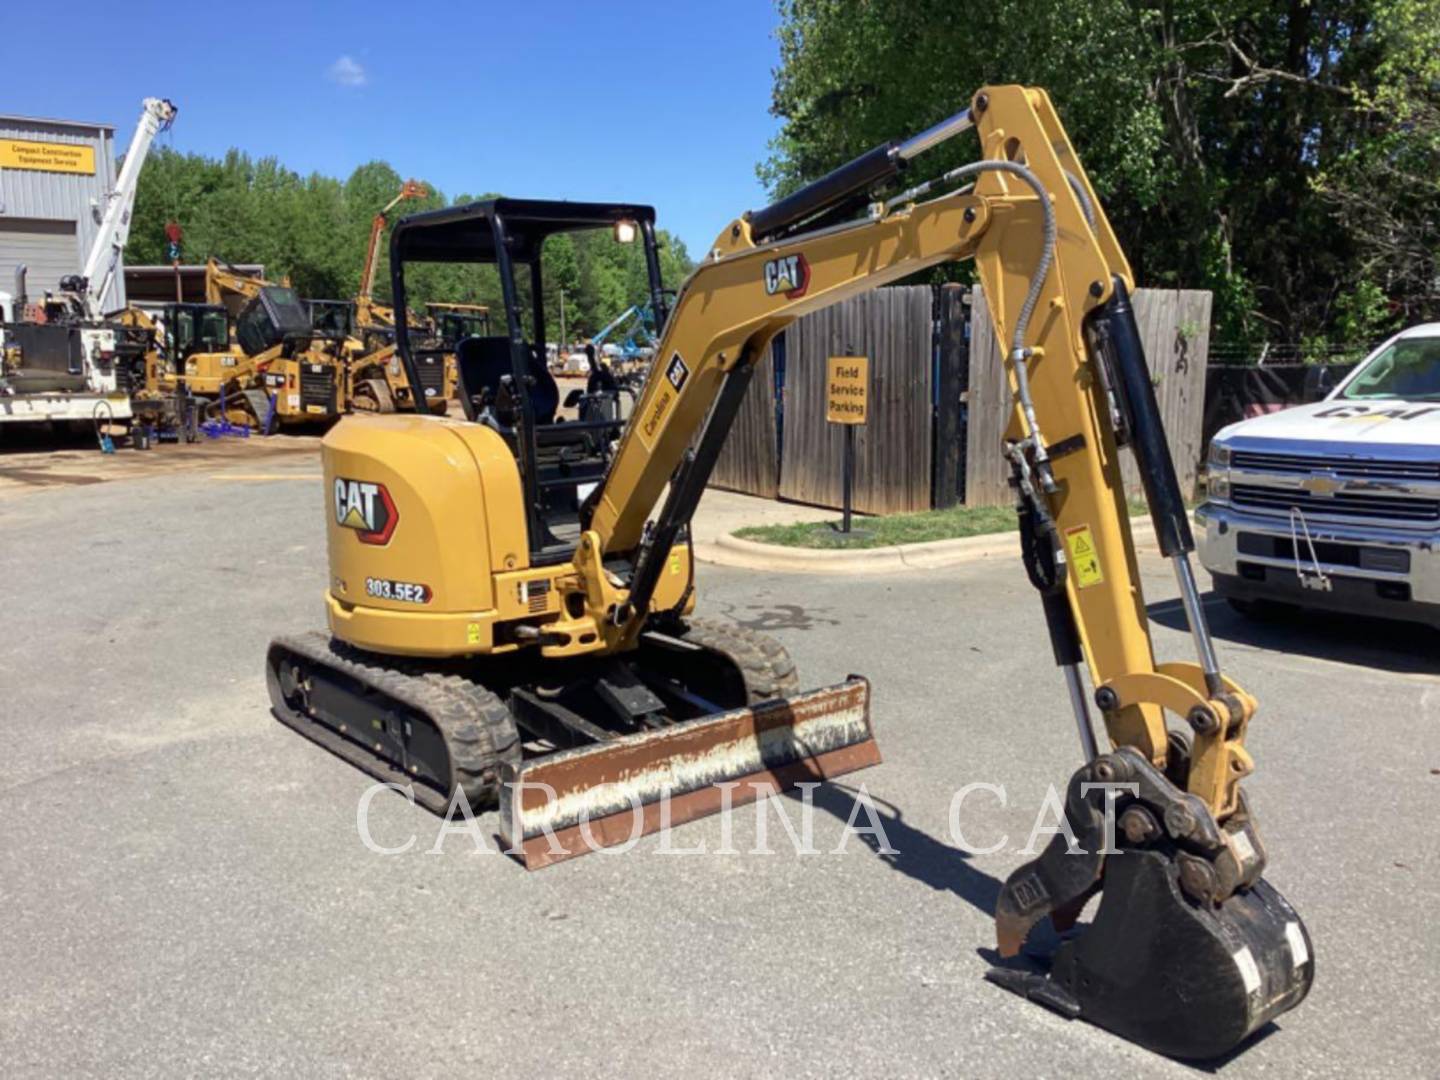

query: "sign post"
xmin=825 ymin=355 xmax=869 ymax=534
xmin=165 ymin=222 xmax=184 ymax=302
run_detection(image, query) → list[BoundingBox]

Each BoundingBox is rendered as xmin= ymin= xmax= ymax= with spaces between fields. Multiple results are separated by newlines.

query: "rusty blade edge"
xmin=511 ymin=737 xmax=882 ymax=870
xmin=498 ymin=678 xmax=873 ymax=843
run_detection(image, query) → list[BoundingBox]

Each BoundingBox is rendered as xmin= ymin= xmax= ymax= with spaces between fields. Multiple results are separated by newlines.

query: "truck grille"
xmin=300 ymin=363 xmax=335 ymax=411
xmin=1230 ymin=484 xmax=1440 ymax=524
xmin=1231 ymin=450 xmax=1440 ymax=482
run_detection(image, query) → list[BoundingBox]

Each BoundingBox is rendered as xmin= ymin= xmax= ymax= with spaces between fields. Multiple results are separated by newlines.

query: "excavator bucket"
xmin=986 ymin=749 xmax=1314 ymax=1060
xmin=499 ymin=678 xmax=878 ymax=869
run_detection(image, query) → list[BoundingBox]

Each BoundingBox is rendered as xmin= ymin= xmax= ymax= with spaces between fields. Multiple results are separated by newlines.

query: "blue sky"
xmin=8 ymin=0 xmax=785 ymax=259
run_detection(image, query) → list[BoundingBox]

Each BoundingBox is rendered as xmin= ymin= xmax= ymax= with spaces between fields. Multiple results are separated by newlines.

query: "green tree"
xmin=763 ymin=0 xmax=1440 ymax=350
xmin=129 ymin=150 xmax=693 ymax=339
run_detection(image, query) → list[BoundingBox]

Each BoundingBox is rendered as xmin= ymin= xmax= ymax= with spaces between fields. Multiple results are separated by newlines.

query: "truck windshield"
xmin=1340 ymin=336 xmax=1440 ymax=400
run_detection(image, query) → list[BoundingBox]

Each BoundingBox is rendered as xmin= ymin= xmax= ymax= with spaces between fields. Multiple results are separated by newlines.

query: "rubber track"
xmin=269 ymin=630 xmax=520 ymax=812
xmin=672 ymin=618 xmax=800 ymax=703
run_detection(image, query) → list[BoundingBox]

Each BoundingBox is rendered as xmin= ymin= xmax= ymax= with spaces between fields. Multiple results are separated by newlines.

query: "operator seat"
xmin=454 ymin=336 xmax=559 ymax=425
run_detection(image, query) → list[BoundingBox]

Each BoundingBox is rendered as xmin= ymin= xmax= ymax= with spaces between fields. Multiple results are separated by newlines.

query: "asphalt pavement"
xmin=1 ymin=455 xmax=1436 ymax=1078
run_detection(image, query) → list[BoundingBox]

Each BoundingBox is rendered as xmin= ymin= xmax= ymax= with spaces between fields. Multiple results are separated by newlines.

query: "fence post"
xmin=933 ymin=284 xmax=967 ymax=508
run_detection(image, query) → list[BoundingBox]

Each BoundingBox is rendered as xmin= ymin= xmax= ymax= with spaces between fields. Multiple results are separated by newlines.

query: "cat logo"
xmin=763 ymin=252 xmax=810 ymax=299
xmin=665 ymin=353 xmax=690 ymax=392
xmin=333 ymin=477 xmax=398 ymax=545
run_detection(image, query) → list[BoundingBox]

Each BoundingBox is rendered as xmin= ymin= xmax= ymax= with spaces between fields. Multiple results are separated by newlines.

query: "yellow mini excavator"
xmin=267 ymin=86 xmax=1312 ymax=1059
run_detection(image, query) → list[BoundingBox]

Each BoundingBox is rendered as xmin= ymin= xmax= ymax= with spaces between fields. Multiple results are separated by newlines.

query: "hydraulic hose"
xmin=936 ymin=159 xmax=1055 ymax=356
xmin=931 ymin=159 xmax=1057 ymax=486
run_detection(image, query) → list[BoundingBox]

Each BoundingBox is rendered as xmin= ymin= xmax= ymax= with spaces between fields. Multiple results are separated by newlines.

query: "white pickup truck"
xmin=1197 ymin=323 xmax=1440 ymax=628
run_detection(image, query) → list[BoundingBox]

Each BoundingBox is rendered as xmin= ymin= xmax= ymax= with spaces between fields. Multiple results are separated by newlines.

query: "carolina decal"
xmin=763 ymin=252 xmax=810 ymax=299
xmin=640 ymin=353 xmax=689 ymax=446
xmin=334 ymin=477 xmax=399 ymax=545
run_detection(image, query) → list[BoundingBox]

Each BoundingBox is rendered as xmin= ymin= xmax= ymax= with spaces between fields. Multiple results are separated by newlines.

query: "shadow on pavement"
xmin=1148 ymin=591 xmax=1440 ymax=676
xmin=801 ymin=782 xmax=1291 ymax=1070
xmin=808 ymin=781 xmax=1001 ymax=915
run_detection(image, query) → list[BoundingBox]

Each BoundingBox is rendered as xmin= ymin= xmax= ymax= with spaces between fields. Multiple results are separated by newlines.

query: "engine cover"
xmin=321 ymin=414 xmax=527 ymax=655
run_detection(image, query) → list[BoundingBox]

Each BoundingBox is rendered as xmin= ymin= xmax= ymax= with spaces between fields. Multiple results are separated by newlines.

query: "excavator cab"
xmin=234 ymin=285 xmax=312 ymax=358
xmin=306 ymin=299 xmax=357 ymax=344
xmin=429 ymin=304 xmax=492 ymax=349
xmin=391 ymin=201 xmax=665 ymax=560
xmin=163 ymin=303 xmax=229 ymax=369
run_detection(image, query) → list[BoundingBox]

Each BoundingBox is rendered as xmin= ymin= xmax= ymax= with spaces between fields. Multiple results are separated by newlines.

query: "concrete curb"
xmin=694 ymin=518 xmax=1160 ymax=574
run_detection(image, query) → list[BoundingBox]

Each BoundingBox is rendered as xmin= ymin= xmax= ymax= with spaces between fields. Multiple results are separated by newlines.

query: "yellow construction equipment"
xmin=267 ymin=86 xmax=1311 ymax=1059
xmin=203 ymin=259 xmax=343 ymax=428
xmin=305 ymin=298 xmax=450 ymax=416
xmin=116 ymin=303 xmax=224 ymax=435
xmin=425 ymin=301 xmax=491 ymax=344
xmin=299 ymin=177 xmax=455 ymax=416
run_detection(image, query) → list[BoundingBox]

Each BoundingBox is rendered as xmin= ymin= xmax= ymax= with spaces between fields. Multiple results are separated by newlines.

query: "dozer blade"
xmin=499 ymin=677 xmax=878 ymax=869
xmin=988 ymin=748 xmax=1314 ymax=1060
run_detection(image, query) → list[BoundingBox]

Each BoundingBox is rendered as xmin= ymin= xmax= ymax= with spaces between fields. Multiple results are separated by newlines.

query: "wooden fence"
xmin=964 ymin=287 xmax=1212 ymax=507
xmin=710 ymin=344 xmax=779 ymax=498
xmin=777 ymin=287 xmax=935 ymax=514
xmin=705 ymin=284 xmax=1212 ymax=513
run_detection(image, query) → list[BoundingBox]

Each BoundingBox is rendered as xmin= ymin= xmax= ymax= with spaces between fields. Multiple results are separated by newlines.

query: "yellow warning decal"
xmin=466 ymin=623 xmax=482 ymax=645
xmin=1065 ymin=525 xmax=1104 ymax=588
xmin=669 ymin=551 xmax=682 ymax=575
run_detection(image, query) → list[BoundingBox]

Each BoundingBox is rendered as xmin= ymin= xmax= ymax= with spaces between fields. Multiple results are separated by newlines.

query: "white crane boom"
xmin=76 ymin=97 xmax=177 ymax=318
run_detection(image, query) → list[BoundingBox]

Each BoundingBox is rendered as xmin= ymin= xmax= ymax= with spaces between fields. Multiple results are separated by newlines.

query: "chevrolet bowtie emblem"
xmin=1300 ymin=473 xmax=1343 ymax=497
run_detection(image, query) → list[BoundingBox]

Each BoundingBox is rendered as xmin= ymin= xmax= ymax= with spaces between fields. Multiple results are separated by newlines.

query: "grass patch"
xmin=733 ymin=500 xmax=1150 ymax=550
xmin=734 ymin=504 xmax=1019 ymax=549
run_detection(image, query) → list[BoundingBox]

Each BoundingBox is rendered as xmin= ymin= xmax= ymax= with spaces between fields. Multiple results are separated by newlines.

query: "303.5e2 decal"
xmin=334 ymin=477 xmax=398 ymax=545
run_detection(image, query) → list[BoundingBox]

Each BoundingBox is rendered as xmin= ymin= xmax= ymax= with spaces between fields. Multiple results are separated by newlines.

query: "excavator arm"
xmin=585 ymin=87 xmax=1233 ymax=810
xmin=577 ymin=85 xmax=1310 ymax=1058
xmin=204 ymin=257 xmax=272 ymax=308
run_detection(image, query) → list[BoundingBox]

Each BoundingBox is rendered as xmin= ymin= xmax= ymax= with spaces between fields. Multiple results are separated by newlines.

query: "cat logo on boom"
xmin=763 ymin=252 xmax=810 ymax=298
xmin=333 ymin=477 xmax=398 ymax=545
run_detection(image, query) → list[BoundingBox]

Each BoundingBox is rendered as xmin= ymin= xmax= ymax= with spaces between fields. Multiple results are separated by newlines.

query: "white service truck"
xmin=0 ymin=97 xmax=175 ymax=426
xmin=1197 ymin=323 xmax=1440 ymax=628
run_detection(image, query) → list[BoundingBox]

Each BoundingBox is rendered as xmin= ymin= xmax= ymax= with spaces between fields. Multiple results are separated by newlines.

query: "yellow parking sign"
xmin=826 ymin=356 xmax=869 ymax=424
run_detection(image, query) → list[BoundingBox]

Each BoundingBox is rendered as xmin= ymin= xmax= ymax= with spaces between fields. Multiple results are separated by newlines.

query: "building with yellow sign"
xmin=0 ymin=112 xmax=126 ymax=311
